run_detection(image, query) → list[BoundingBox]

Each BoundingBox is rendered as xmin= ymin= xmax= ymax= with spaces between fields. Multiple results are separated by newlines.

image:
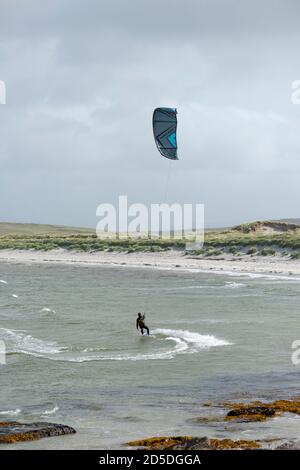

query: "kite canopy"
xmin=152 ymin=107 xmax=178 ymax=160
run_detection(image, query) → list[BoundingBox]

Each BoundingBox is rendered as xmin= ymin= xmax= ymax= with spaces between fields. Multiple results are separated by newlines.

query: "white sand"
xmin=0 ymin=249 xmax=300 ymax=279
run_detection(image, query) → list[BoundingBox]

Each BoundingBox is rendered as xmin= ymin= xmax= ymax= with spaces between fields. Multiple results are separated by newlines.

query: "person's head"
xmin=138 ymin=312 xmax=142 ymax=318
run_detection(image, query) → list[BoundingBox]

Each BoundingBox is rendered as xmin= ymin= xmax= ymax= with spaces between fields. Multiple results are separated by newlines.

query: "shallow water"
xmin=0 ymin=262 xmax=299 ymax=448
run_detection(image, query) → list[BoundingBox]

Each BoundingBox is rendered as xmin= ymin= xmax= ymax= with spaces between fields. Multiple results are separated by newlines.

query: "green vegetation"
xmin=1 ymin=221 xmax=300 ymax=257
xmin=247 ymin=247 xmax=257 ymax=255
xmin=0 ymin=222 xmax=94 ymax=236
xmin=259 ymin=248 xmax=276 ymax=256
xmin=0 ymin=224 xmax=186 ymax=253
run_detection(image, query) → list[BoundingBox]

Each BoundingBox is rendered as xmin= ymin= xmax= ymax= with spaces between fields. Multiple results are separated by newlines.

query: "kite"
xmin=152 ymin=107 xmax=178 ymax=160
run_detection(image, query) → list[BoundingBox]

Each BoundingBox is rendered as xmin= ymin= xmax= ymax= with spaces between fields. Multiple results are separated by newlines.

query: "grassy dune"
xmin=0 ymin=222 xmax=94 ymax=236
xmin=0 ymin=221 xmax=300 ymax=258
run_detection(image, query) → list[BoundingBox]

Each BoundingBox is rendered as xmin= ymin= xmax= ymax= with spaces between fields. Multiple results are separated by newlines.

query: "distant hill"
xmin=233 ymin=220 xmax=300 ymax=234
xmin=1 ymin=220 xmax=299 ymax=237
xmin=276 ymin=218 xmax=300 ymax=226
xmin=0 ymin=222 xmax=94 ymax=236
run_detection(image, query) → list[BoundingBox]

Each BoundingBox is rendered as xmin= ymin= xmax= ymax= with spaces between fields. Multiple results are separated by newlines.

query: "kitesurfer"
xmin=136 ymin=312 xmax=150 ymax=336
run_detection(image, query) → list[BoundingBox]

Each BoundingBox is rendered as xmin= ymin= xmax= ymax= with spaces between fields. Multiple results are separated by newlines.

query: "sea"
xmin=0 ymin=261 xmax=300 ymax=449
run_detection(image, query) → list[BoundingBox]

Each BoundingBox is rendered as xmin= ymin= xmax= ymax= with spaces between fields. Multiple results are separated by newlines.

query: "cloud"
xmin=0 ymin=0 xmax=300 ymax=227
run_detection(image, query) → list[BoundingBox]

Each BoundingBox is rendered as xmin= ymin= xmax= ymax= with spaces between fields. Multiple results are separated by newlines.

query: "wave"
xmin=132 ymin=282 xmax=246 ymax=291
xmin=133 ymin=282 xmax=249 ymax=292
xmin=0 ymin=328 xmax=63 ymax=356
xmin=41 ymin=405 xmax=59 ymax=415
xmin=166 ymin=318 xmax=264 ymax=325
xmin=208 ymin=270 xmax=300 ymax=282
xmin=53 ymin=329 xmax=231 ymax=362
xmin=224 ymin=281 xmax=245 ymax=289
xmin=40 ymin=307 xmax=57 ymax=315
xmin=0 ymin=327 xmax=231 ymax=363
xmin=125 ymin=262 xmax=300 ymax=283
xmin=132 ymin=285 xmax=218 ymax=291
xmin=0 ymin=408 xmax=21 ymax=416
xmin=154 ymin=328 xmax=231 ymax=349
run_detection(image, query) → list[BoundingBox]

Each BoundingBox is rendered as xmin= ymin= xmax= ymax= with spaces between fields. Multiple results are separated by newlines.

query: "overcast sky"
xmin=1 ymin=0 xmax=300 ymax=228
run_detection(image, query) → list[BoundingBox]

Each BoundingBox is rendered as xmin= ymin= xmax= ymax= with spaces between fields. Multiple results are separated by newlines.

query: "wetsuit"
xmin=136 ymin=314 xmax=150 ymax=336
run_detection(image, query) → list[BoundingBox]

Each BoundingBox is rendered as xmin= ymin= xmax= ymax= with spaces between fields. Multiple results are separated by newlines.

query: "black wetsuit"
xmin=136 ymin=315 xmax=150 ymax=336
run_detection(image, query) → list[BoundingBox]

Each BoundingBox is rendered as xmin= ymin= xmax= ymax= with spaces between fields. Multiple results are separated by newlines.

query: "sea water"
xmin=0 ymin=261 xmax=299 ymax=449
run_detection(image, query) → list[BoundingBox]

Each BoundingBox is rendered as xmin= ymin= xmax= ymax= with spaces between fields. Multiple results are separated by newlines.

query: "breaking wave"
xmin=0 ymin=328 xmax=63 ymax=357
xmin=0 ymin=408 xmax=21 ymax=416
xmin=41 ymin=405 xmax=59 ymax=415
xmin=0 ymin=328 xmax=231 ymax=363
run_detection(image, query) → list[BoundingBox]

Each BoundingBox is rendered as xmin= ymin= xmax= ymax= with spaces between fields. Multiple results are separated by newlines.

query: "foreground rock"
xmin=223 ymin=398 xmax=300 ymax=422
xmin=226 ymin=406 xmax=276 ymax=421
xmin=194 ymin=398 xmax=300 ymax=423
xmin=126 ymin=435 xmax=300 ymax=450
xmin=275 ymin=440 xmax=300 ymax=450
xmin=0 ymin=421 xmax=76 ymax=444
xmin=126 ymin=436 xmax=260 ymax=450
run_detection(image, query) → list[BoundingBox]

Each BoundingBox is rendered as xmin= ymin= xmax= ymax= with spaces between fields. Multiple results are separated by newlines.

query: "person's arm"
xmin=136 ymin=318 xmax=139 ymax=329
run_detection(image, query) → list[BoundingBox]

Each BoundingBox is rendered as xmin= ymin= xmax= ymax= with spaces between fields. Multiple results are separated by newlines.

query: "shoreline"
xmin=0 ymin=249 xmax=300 ymax=279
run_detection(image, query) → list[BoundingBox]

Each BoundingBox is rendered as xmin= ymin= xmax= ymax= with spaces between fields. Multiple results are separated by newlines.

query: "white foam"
xmin=0 ymin=408 xmax=21 ymax=416
xmin=0 ymin=279 xmax=7 ymax=284
xmin=154 ymin=328 xmax=231 ymax=350
xmin=0 ymin=326 xmax=231 ymax=363
xmin=41 ymin=405 xmax=59 ymax=415
xmin=40 ymin=307 xmax=56 ymax=314
xmin=214 ymin=270 xmax=300 ymax=282
xmin=0 ymin=328 xmax=63 ymax=356
xmin=12 ymin=294 xmax=18 ymax=298
xmin=224 ymin=281 xmax=245 ymax=289
xmin=48 ymin=329 xmax=231 ymax=362
xmin=82 ymin=347 xmax=108 ymax=352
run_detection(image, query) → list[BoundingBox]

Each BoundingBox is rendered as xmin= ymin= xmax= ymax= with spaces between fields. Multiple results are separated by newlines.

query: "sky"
xmin=1 ymin=0 xmax=300 ymax=228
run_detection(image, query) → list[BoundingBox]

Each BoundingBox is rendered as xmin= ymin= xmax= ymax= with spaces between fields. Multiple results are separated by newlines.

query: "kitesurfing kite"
xmin=152 ymin=108 xmax=178 ymax=160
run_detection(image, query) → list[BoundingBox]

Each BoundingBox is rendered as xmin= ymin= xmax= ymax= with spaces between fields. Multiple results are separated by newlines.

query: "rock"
xmin=222 ymin=398 xmax=300 ymax=422
xmin=226 ymin=406 xmax=275 ymax=421
xmin=169 ymin=437 xmax=211 ymax=450
xmin=209 ymin=438 xmax=260 ymax=450
xmin=126 ymin=436 xmax=194 ymax=450
xmin=0 ymin=421 xmax=76 ymax=444
xmin=190 ymin=416 xmax=224 ymax=423
xmin=126 ymin=436 xmax=260 ymax=450
xmin=275 ymin=440 xmax=300 ymax=450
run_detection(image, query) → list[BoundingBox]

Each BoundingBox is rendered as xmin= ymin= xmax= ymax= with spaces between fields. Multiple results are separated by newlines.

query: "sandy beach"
xmin=0 ymin=248 xmax=300 ymax=278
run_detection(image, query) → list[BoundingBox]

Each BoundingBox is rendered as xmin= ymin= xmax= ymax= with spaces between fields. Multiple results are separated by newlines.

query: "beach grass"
xmin=1 ymin=221 xmax=300 ymax=256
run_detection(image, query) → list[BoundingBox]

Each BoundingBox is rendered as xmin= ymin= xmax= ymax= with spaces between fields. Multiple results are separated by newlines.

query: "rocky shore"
xmin=1 ymin=399 xmax=300 ymax=449
xmin=126 ymin=398 xmax=300 ymax=451
xmin=126 ymin=435 xmax=300 ymax=450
